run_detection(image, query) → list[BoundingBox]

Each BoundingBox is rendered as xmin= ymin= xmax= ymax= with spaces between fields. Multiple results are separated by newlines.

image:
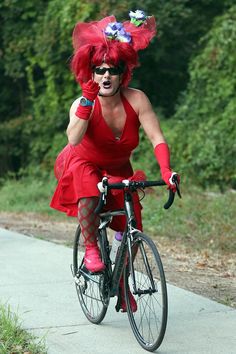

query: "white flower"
xmin=129 ymin=10 xmax=146 ymax=21
xmin=129 ymin=10 xmax=147 ymax=26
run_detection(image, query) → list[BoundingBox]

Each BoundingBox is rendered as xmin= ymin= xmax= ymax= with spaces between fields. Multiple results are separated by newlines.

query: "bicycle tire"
xmin=73 ymin=225 xmax=109 ymax=324
xmin=124 ymin=232 xmax=168 ymax=352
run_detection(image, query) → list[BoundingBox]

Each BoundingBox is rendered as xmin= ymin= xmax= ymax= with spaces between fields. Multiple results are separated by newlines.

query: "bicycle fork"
xmin=128 ymin=234 xmax=157 ymax=296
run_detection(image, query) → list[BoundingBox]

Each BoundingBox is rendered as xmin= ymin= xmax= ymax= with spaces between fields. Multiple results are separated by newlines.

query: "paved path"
xmin=0 ymin=228 xmax=235 ymax=354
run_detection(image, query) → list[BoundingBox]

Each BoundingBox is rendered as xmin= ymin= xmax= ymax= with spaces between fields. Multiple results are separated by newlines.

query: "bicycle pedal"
xmin=82 ymin=264 xmax=106 ymax=275
xmin=89 ymin=270 xmax=106 ymax=275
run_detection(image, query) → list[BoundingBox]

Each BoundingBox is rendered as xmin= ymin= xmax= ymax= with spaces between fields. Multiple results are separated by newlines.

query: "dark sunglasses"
xmin=94 ymin=66 xmax=121 ymax=76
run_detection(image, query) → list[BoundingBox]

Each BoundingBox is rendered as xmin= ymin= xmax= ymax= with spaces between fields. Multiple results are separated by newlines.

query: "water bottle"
xmin=110 ymin=231 xmax=123 ymax=264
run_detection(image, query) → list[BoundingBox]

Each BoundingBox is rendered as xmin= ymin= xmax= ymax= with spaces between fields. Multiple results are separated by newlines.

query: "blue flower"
xmin=104 ymin=22 xmax=131 ymax=43
xmin=117 ymin=27 xmax=131 ymax=43
xmin=104 ymin=22 xmax=122 ymax=39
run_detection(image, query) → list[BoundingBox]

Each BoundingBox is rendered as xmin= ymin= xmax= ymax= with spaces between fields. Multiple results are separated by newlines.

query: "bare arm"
xmin=66 ymin=98 xmax=91 ymax=146
xmin=128 ymin=89 xmax=166 ymax=147
xmin=124 ymin=88 xmax=179 ymax=189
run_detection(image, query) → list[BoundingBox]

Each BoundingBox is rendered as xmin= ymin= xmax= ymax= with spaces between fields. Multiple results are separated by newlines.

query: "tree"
xmin=0 ymin=0 xmax=234 ymax=181
xmin=172 ymin=5 xmax=236 ymax=189
xmin=129 ymin=0 xmax=235 ymax=116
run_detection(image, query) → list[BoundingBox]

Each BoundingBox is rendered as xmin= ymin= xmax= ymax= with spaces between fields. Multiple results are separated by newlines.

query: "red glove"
xmin=75 ymin=80 xmax=100 ymax=120
xmin=154 ymin=143 xmax=180 ymax=191
xmin=81 ymin=79 xmax=100 ymax=101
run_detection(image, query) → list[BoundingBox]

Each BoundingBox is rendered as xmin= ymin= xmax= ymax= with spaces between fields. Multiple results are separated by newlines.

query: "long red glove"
xmin=154 ymin=143 xmax=179 ymax=191
xmin=75 ymin=80 xmax=100 ymax=120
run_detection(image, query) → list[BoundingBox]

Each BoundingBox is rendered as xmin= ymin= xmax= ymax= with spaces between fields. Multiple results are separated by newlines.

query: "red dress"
xmin=50 ymin=93 xmax=143 ymax=230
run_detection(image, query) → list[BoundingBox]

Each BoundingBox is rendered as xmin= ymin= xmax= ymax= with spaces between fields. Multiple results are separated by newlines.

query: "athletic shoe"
xmin=84 ymin=245 xmax=105 ymax=272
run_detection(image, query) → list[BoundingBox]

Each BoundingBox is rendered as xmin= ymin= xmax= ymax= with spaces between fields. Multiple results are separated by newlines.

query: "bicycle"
xmin=72 ymin=174 xmax=181 ymax=352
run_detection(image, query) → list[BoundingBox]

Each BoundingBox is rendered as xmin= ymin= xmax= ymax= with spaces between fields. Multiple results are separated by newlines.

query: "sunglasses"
xmin=94 ymin=66 xmax=121 ymax=76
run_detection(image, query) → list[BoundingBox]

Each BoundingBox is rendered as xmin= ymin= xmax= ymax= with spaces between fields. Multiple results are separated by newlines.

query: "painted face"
xmin=93 ymin=64 xmax=122 ymax=96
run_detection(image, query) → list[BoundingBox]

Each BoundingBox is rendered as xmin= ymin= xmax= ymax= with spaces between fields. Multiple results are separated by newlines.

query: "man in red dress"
xmin=51 ymin=10 xmax=179 ymax=312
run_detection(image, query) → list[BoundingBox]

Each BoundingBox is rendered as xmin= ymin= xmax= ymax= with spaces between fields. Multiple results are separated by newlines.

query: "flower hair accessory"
xmin=129 ymin=10 xmax=147 ymax=27
xmin=104 ymin=22 xmax=131 ymax=43
xmin=72 ymin=9 xmax=156 ymax=52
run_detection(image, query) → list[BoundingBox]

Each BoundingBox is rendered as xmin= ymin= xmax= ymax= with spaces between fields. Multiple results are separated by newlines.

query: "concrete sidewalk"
xmin=0 ymin=228 xmax=235 ymax=354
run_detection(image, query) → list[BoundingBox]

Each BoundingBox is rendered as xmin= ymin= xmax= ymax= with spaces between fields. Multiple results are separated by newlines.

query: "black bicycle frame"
xmin=96 ymin=183 xmax=171 ymax=298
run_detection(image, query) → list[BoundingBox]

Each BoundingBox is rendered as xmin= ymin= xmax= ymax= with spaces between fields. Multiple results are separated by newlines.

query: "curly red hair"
xmin=71 ymin=41 xmax=138 ymax=87
xmin=70 ymin=14 xmax=156 ymax=87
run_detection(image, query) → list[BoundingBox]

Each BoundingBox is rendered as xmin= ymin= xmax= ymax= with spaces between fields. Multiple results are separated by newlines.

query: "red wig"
xmin=71 ymin=13 xmax=156 ymax=87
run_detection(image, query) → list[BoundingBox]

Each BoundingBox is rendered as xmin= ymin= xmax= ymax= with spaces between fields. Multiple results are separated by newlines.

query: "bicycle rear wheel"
xmin=73 ymin=225 xmax=109 ymax=324
xmin=124 ymin=232 xmax=168 ymax=352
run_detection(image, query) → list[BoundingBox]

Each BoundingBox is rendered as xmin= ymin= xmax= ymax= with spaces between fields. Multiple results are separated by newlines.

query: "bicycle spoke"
xmin=73 ymin=226 xmax=109 ymax=324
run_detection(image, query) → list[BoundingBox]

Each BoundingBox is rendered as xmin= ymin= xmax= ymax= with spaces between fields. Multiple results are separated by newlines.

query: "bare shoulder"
xmin=121 ymin=87 xmax=150 ymax=113
xmin=122 ymin=87 xmax=148 ymax=101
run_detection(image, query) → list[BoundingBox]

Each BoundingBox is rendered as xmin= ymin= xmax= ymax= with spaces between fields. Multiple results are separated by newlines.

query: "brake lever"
xmin=171 ymin=174 xmax=182 ymax=199
xmin=175 ymin=180 xmax=182 ymax=198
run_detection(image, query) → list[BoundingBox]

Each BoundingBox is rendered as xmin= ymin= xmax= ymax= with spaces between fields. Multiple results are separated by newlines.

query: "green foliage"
xmin=0 ymin=0 xmax=235 ymax=188
xmin=0 ymin=0 xmax=94 ymax=173
xmin=0 ymin=0 xmax=47 ymax=120
xmin=172 ymin=6 xmax=236 ymax=188
xmin=0 ymin=0 xmax=137 ymax=174
xmin=42 ymin=132 xmax=68 ymax=171
xmin=129 ymin=0 xmax=234 ymax=116
xmin=0 ymin=116 xmax=32 ymax=176
xmin=25 ymin=1 xmax=95 ymax=165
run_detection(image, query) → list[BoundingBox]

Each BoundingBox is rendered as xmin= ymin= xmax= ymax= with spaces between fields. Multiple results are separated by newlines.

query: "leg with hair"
xmin=78 ymin=197 xmax=105 ymax=272
xmin=116 ymin=275 xmax=137 ymax=313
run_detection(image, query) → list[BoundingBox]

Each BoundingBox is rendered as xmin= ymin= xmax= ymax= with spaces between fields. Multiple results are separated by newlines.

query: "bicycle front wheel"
xmin=124 ymin=232 xmax=168 ymax=352
xmin=73 ymin=225 xmax=109 ymax=324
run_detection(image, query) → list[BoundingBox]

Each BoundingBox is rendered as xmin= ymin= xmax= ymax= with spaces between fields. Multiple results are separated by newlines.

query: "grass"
xmin=0 ymin=175 xmax=58 ymax=216
xmin=142 ymin=184 xmax=236 ymax=253
xmin=0 ymin=175 xmax=235 ymax=254
xmin=0 ymin=302 xmax=47 ymax=354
